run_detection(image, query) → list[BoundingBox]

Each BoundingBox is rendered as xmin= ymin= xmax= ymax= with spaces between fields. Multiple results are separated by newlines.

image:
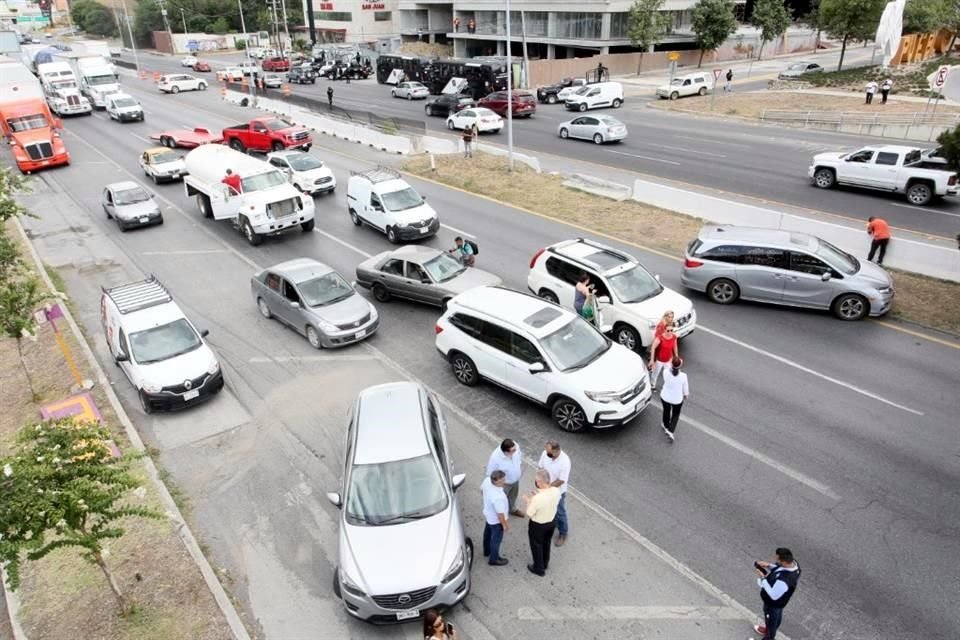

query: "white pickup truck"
xmin=183 ymin=145 xmax=315 ymax=246
xmin=809 ymin=145 xmax=957 ymax=206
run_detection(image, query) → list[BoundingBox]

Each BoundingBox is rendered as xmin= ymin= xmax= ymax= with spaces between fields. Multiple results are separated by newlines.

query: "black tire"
xmin=832 ymin=293 xmax=869 ymax=321
xmin=391 ymin=90 xmax=396 ymax=98
xmin=271 ymin=141 xmax=285 ymax=152
xmin=612 ymin=98 xmax=623 ymax=108
xmin=559 ymin=128 xmax=569 ymax=139
xmin=242 ymin=217 xmax=263 ymax=246
xmin=257 ymin=297 xmax=272 ymax=319
xmin=198 ymin=194 xmax=213 ymax=218
xmin=551 ymin=397 xmax=587 ymax=432
xmin=578 ymin=103 xmax=587 ymax=112
xmin=349 ymin=208 xmax=361 ymax=226
xmin=372 ymin=283 xmax=391 ymax=302
xmin=707 ymin=278 xmax=740 ymax=305
xmin=593 ymin=133 xmax=603 ymax=145
xmin=906 ymin=182 xmax=933 ymax=206
xmin=407 ymin=94 xmax=413 ymax=100
xmin=547 ymin=94 xmax=558 ymax=104
xmin=139 ymin=390 xmax=153 ymax=415
xmin=199 ymin=82 xmax=207 ymax=91
xmin=386 ymin=226 xmax=399 ymax=244
xmin=698 ymin=87 xmax=707 ymax=96
xmin=447 ymin=119 xmax=455 ymax=130
xmin=813 ymin=168 xmax=836 ymax=189
xmin=332 ymin=568 xmax=342 ymax=599
xmin=537 ymin=288 xmax=559 ymax=304
xmin=465 ymin=537 xmax=474 ymax=569
xmin=229 ymin=138 xmax=245 ymax=153
xmin=670 ymin=91 xmax=679 ymax=100
xmin=613 ymin=324 xmax=641 ymax=352
xmin=171 ymin=85 xmax=180 ymax=94
xmin=301 ymin=218 xmax=315 ymax=232
xmin=426 ymin=105 xmax=434 ymax=116
xmin=162 ymin=136 xmax=175 ymax=148
xmin=450 ymin=352 xmax=479 ymax=386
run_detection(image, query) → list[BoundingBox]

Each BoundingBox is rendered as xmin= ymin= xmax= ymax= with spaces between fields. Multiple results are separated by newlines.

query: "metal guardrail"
xmin=113 ymin=59 xmax=138 ymax=70
xmin=760 ymin=110 xmax=960 ymax=127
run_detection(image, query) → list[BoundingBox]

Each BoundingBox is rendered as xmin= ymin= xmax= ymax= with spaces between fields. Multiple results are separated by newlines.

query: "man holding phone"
xmin=753 ymin=547 xmax=801 ymax=639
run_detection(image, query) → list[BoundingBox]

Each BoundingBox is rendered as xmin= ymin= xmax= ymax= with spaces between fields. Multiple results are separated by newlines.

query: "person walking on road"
xmin=867 ymin=216 xmax=891 ymax=265
xmin=481 ymin=470 xmax=510 ymax=566
xmin=538 ymin=440 xmax=571 ymax=547
xmin=521 ymin=469 xmax=561 ymax=577
xmin=660 ymin=356 xmax=689 ymax=442
xmin=880 ymin=78 xmax=893 ymax=104
xmin=865 ymin=80 xmax=878 ymax=104
xmin=752 ymin=547 xmax=801 ymax=640
xmin=326 ymin=85 xmax=334 ymax=108
xmin=462 ymin=123 xmax=475 ymax=158
xmin=648 ymin=321 xmax=679 ymax=392
xmin=486 ymin=438 xmax=524 ymax=516
xmin=724 ymin=68 xmax=733 ymax=93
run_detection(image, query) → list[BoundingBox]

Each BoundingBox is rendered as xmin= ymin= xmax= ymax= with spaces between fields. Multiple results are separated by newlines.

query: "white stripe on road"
xmin=248 ymin=355 xmax=379 ymax=363
xmin=441 ymin=222 xmax=473 ymax=237
xmin=673 ymin=133 xmax=752 ymax=149
xmin=518 ymin=605 xmax=745 ymax=621
xmin=642 ymin=142 xmax=727 ymax=158
xmin=698 ymin=325 xmax=924 ymax=416
xmin=142 ymin=249 xmax=230 ymax=255
xmin=312 ymin=228 xmax=372 ymax=257
xmin=607 ymin=150 xmax=681 ymax=165
xmin=129 ymin=132 xmax=152 ymax=144
xmin=890 ymin=202 xmax=960 ymax=218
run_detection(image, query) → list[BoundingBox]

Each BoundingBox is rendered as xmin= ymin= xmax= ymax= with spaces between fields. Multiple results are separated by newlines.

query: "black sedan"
xmin=425 ymin=93 xmax=476 ymax=117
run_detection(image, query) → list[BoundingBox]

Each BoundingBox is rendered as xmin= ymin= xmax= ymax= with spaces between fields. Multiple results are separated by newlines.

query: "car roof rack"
xmin=350 ymin=166 xmax=402 ymax=182
xmin=102 ymin=275 xmax=172 ymax=315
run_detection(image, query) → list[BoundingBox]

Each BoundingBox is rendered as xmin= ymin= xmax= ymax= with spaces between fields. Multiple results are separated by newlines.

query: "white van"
xmin=656 ymin=72 xmax=713 ymax=100
xmin=346 ymin=166 xmax=439 ymax=243
xmin=101 ymin=276 xmax=223 ymax=414
xmin=564 ymin=82 xmax=624 ymax=112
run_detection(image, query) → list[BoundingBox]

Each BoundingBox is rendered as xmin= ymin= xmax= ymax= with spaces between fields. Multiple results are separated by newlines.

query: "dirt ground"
xmin=404 ymin=154 xmax=960 ymax=335
xmin=0 ymin=223 xmax=233 ymax=640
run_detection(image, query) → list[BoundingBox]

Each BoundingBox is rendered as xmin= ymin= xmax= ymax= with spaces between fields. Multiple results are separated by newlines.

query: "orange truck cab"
xmin=0 ymin=57 xmax=70 ymax=173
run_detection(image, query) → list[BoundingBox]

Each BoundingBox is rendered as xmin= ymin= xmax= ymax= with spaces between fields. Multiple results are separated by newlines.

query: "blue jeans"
xmin=555 ymin=493 xmax=568 ymax=536
xmin=483 ymin=522 xmax=504 ymax=563
xmin=762 ymin=604 xmax=783 ymax=639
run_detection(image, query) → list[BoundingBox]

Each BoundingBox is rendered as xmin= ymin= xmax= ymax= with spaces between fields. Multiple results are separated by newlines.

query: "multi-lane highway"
xmin=9 ymin=63 xmax=960 ymax=640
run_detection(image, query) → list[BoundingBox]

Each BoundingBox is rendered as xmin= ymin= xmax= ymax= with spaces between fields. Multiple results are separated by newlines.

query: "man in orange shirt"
xmin=867 ymin=216 xmax=891 ymax=265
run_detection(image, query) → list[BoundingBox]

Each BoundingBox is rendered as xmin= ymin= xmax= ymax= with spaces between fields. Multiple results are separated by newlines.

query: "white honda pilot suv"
xmin=527 ymin=238 xmax=696 ymax=353
xmin=435 ymin=286 xmax=651 ymax=432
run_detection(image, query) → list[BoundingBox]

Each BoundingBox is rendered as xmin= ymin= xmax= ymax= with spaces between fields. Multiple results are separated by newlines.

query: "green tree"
xmin=0 ymin=168 xmax=30 ymax=225
xmin=947 ymin=0 xmax=960 ymax=51
xmin=628 ymin=0 xmax=673 ymax=72
xmin=691 ymin=0 xmax=739 ymax=67
xmin=751 ymin=0 xmax=792 ymax=60
xmin=0 ymin=274 xmax=46 ymax=400
xmin=0 ymin=419 xmax=164 ymax=611
xmin=208 ymin=16 xmax=230 ymax=34
xmin=904 ymin=0 xmax=949 ymax=34
xmin=819 ymin=0 xmax=886 ymax=70
xmin=82 ymin=4 xmax=119 ymax=37
xmin=70 ymin=0 xmax=100 ymax=31
xmin=936 ymin=124 xmax=960 ymax=172
xmin=292 ymin=37 xmax=310 ymax=53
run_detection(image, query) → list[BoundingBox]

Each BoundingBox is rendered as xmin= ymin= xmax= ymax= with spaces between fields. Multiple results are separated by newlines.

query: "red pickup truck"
xmin=221 ymin=118 xmax=312 ymax=153
xmin=262 ymin=57 xmax=291 ymax=72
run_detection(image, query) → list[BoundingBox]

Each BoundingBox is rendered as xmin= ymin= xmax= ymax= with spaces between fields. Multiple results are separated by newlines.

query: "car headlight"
xmin=646 ymin=319 xmax=658 ymax=329
xmin=441 ymin=547 xmax=465 ymax=584
xmin=207 ymin=359 xmax=220 ymax=375
xmin=368 ymin=304 xmax=378 ymax=320
xmin=339 ymin=569 xmax=366 ymax=597
xmin=584 ymin=390 xmax=619 ymax=404
xmin=142 ymin=382 xmax=163 ymax=394
xmin=316 ymin=319 xmax=337 ymax=333
xmin=152 ymin=208 xmax=162 ymax=217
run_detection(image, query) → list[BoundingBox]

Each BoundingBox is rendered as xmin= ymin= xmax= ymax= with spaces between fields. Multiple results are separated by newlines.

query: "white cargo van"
xmin=564 ymin=82 xmax=624 ymax=112
xmin=183 ymin=144 xmax=316 ymax=246
xmin=346 ymin=167 xmax=439 ymax=243
xmin=101 ymin=276 xmax=223 ymax=414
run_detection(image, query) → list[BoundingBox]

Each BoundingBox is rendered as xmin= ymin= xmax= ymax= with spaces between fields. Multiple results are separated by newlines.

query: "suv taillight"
xmin=684 ymin=258 xmax=703 ymax=268
xmin=529 ymin=248 xmax=545 ymax=269
xmin=949 ymin=175 xmax=957 ymax=186
xmin=435 ymin=324 xmax=443 ymax=335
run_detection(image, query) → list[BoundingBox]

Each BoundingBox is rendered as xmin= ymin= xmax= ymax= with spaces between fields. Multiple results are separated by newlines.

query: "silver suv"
xmin=328 ymin=382 xmax=472 ymax=623
xmin=680 ymin=225 xmax=894 ymax=321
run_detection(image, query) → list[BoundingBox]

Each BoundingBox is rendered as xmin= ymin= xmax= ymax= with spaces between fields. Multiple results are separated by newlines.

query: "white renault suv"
xmin=527 ymin=238 xmax=696 ymax=353
xmin=435 ymin=286 xmax=651 ymax=432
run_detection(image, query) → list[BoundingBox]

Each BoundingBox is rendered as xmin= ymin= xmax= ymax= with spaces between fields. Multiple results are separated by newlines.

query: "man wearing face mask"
xmin=537 ymin=440 xmax=571 ymax=546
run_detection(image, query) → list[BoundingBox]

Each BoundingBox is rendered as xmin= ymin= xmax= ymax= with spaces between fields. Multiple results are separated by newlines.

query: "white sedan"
xmin=181 ymin=55 xmax=198 ymax=67
xmin=392 ymin=81 xmax=429 ymax=100
xmin=446 ymin=107 xmax=503 ymax=133
xmin=158 ymin=74 xmax=208 ymax=94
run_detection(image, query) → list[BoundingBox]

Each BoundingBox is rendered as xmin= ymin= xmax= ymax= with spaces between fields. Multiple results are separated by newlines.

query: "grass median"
xmin=404 ymin=153 xmax=960 ymax=336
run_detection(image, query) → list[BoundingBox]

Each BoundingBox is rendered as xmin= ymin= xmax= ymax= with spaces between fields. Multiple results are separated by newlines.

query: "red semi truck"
xmin=0 ymin=57 xmax=70 ymax=173
xmin=221 ymin=118 xmax=312 ymax=153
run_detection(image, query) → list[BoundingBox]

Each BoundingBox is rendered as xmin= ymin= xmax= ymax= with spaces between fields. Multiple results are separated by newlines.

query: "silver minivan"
xmin=680 ymin=225 xmax=894 ymax=321
xmin=328 ymin=382 xmax=472 ymax=623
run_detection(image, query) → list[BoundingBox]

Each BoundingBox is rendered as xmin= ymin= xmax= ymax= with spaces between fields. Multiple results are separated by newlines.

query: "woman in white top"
xmin=659 ymin=356 xmax=689 ymax=442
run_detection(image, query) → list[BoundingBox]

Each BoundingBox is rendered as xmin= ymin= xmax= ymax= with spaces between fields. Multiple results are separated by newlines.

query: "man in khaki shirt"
xmin=521 ymin=469 xmax=561 ymax=576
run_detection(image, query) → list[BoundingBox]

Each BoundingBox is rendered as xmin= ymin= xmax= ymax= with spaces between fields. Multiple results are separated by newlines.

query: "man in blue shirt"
xmin=449 ymin=236 xmax=475 ymax=266
xmin=753 ymin=547 xmax=801 ymax=639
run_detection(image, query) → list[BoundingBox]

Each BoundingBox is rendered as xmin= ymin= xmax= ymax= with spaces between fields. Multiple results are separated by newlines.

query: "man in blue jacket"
xmin=753 ymin=547 xmax=801 ymax=639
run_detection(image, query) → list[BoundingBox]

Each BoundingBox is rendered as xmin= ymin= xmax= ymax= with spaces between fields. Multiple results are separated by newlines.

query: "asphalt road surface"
xmin=7 ymin=69 xmax=960 ymax=640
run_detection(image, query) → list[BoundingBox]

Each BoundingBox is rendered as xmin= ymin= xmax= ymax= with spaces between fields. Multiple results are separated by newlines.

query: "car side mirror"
xmin=200 ymin=329 xmax=210 ymax=337
xmin=655 ymin=274 xmax=661 ymax=281
xmin=421 ymin=195 xmax=427 ymax=201
xmin=597 ymin=295 xmax=611 ymax=305
xmin=452 ymin=473 xmax=466 ymax=491
xmin=289 ymin=301 xmax=300 ymax=308
xmin=326 ymin=492 xmax=342 ymax=508
xmin=115 ymin=353 xmax=129 ymax=363
xmin=821 ymin=272 xmax=832 ymax=281
xmin=528 ymin=361 xmax=546 ymax=374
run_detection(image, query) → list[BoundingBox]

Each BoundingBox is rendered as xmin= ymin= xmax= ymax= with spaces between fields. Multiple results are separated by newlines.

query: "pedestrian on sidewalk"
xmin=724 ymin=68 xmax=733 ymax=93
xmin=454 ymin=16 xmax=461 ymax=32
xmin=486 ymin=438 xmax=524 ymax=516
xmin=481 ymin=470 xmax=510 ymax=566
xmin=752 ymin=547 xmax=801 ymax=640
xmin=660 ymin=357 xmax=689 ymax=442
xmin=423 ymin=609 xmax=458 ymax=640
xmin=865 ymin=80 xmax=878 ymax=104
xmin=521 ymin=469 xmax=561 ymax=577
xmin=327 ymin=85 xmax=334 ymax=107
xmin=462 ymin=124 xmax=475 ymax=158
xmin=538 ymin=440 xmax=571 ymax=547
xmin=648 ymin=321 xmax=679 ymax=392
xmin=880 ymin=78 xmax=893 ymax=104
xmin=867 ymin=216 xmax=891 ymax=265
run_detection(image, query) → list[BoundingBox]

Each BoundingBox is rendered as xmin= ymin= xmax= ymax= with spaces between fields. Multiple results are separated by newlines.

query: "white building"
xmin=301 ymin=0 xmax=400 ymax=43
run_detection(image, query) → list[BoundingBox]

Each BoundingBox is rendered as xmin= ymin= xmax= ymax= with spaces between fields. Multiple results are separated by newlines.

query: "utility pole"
xmin=155 ymin=0 xmax=175 ymax=53
xmin=180 ymin=7 xmax=187 ymax=34
xmin=238 ymin=0 xmax=256 ymax=104
xmin=519 ymin=10 xmax=528 ymax=88
xmin=120 ymin=0 xmax=139 ymax=72
xmin=111 ymin=0 xmax=123 ymax=41
xmin=280 ymin=0 xmax=291 ymax=51
xmin=505 ymin=0 xmax=514 ymax=172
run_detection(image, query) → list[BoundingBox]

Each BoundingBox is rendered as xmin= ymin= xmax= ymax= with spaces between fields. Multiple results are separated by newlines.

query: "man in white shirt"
xmin=486 ymin=438 xmax=523 ymax=516
xmin=537 ymin=440 xmax=571 ymax=546
xmin=480 ymin=470 xmax=510 ymax=566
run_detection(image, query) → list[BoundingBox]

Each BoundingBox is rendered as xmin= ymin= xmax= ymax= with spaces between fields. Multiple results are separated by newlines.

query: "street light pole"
xmin=119 ymin=0 xmax=139 ymax=73
xmin=505 ymin=0 xmax=514 ymax=172
xmin=180 ymin=7 xmax=187 ymax=34
xmin=238 ymin=0 xmax=256 ymax=104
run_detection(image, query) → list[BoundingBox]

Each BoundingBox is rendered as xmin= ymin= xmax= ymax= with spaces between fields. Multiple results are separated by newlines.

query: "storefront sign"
xmin=361 ymin=2 xmax=385 ymax=8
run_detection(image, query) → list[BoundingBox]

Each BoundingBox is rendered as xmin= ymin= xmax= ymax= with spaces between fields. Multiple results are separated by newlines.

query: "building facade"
xmin=301 ymin=0 xmax=399 ymax=43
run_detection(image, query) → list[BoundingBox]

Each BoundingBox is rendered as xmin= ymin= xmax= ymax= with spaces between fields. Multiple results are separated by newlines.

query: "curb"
xmin=1 ymin=571 xmax=27 ymax=640
xmin=10 ymin=219 xmax=252 ymax=640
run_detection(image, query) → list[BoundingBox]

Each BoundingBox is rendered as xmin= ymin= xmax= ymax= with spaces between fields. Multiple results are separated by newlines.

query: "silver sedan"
xmin=557 ymin=115 xmax=627 ymax=144
xmin=355 ymin=245 xmax=501 ymax=309
xmin=391 ymin=81 xmax=430 ymax=100
xmin=251 ymin=258 xmax=379 ymax=348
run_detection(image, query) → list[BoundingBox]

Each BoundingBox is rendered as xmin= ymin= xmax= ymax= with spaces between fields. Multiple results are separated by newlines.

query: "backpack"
xmin=467 ymin=239 xmax=479 ymax=256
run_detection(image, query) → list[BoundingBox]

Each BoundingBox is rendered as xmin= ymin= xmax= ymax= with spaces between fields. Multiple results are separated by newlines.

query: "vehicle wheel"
xmin=407 ymin=94 xmax=413 ymax=101
xmin=242 ymin=217 xmax=263 ymax=246
xmin=698 ymin=87 xmax=707 ymax=96
xmin=391 ymin=90 xmax=396 ymax=97
xmin=559 ymin=128 xmax=569 ymax=139
xmin=450 ymin=352 xmax=479 ymax=386
xmin=670 ymin=91 xmax=679 ymax=100
xmin=198 ymin=194 xmax=213 ymax=218
xmin=707 ymin=278 xmax=740 ymax=305
xmin=547 ymin=94 xmax=558 ymax=104
xmin=349 ymin=208 xmax=361 ymax=226
xmin=151 ymin=172 xmax=158 ymax=184
xmin=614 ymin=324 xmax=641 ymax=352
xmin=465 ymin=537 xmax=474 ymax=569
xmin=301 ymin=218 xmax=315 ymax=232
xmin=906 ymin=182 xmax=933 ymax=206
xmin=103 ymin=205 xmax=112 ymax=219
xmin=578 ymin=103 xmax=587 ymax=112
xmin=229 ymin=138 xmax=245 ymax=153
xmin=612 ymin=98 xmax=623 ymax=108
xmin=386 ymin=226 xmax=399 ymax=244
xmin=372 ymin=283 xmax=391 ymax=302
xmin=117 ymin=217 xmax=128 ymax=232
xmin=138 ymin=390 xmax=153 ymax=415
xmin=593 ymin=133 xmax=604 ymax=145
xmin=199 ymin=82 xmax=207 ymax=91
xmin=538 ymin=288 xmax=559 ymax=304
xmin=162 ymin=136 xmax=176 ymax=148
xmin=332 ymin=568 xmax=342 ymax=599
xmin=426 ymin=105 xmax=434 ymax=116
xmin=171 ymin=85 xmax=180 ymax=94
xmin=832 ymin=293 xmax=868 ymax=321
xmin=447 ymin=119 xmax=455 ymax=130
xmin=813 ymin=168 xmax=836 ymax=189
xmin=551 ymin=397 xmax=587 ymax=433
xmin=306 ymin=325 xmax=323 ymax=349
xmin=257 ymin=297 xmax=272 ymax=319
xmin=271 ymin=141 xmax=285 ymax=152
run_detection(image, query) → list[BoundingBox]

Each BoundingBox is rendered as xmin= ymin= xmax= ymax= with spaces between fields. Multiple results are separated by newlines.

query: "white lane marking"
xmin=890 ymin=202 xmax=960 ymax=219
xmin=142 ymin=249 xmax=230 ymax=255
xmin=440 ymin=222 xmax=473 ymax=237
xmin=249 ymin=355 xmax=379 ymax=363
xmin=312 ymin=228 xmax=372 ymax=257
xmin=129 ymin=132 xmax=152 ymax=144
xmin=518 ymin=606 xmax=744 ymax=621
xmin=642 ymin=142 xmax=726 ymax=158
xmin=673 ymin=133 xmax=752 ymax=149
xmin=607 ymin=150 xmax=681 ymax=166
xmin=698 ymin=325 xmax=924 ymax=416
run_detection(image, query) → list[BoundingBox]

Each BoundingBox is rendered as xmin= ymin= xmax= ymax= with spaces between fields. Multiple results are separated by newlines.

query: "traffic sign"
xmin=713 ymin=68 xmax=722 ymax=82
xmin=668 ymin=51 xmax=679 ymax=62
xmin=934 ymin=65 xmax=950 ymax=88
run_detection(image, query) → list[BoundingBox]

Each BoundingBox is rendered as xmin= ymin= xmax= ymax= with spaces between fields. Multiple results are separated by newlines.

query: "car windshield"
xmin=381 ymin=187 xmax=423 ymax=211
xmin=7 ymin=115 xmax=47 ymax=132
xmin=241 ymin=170 xmax=288 ymax=192
xmin=422 ymin=252 xmax=465 ymax=282
xmin=264 ymin=119 xmax=291 ymax=131
xmin=607 ymin=265 xmax=663 ymax=303
xmin=573 ymin=86 xmax=590 ymax=95
xmin=295 ymin=271 xmax=354 ymax=306
xmin=670 ymin=78 xmax=684 ymax=85
xmin=86 ymin=75 xmax=115 ymax=86
xmin=115 ymin=187 xmax=151 ymax=205
xmin=152 ymin=151 xmax=180 ymax=164
xmin=288 ymin=154 xmax=323 ymax=171
xmin=129 ymin=318 xmax=202 ymax=365
xmin=345 ymin=454 xmax=449 ymax=525
xmin=814 ymin=238 xmax=859 ymax=275
xmin=540 ymin=318 xmax=610 ymax=372
xmin=115 ymin=98 xmax=138 ymax=108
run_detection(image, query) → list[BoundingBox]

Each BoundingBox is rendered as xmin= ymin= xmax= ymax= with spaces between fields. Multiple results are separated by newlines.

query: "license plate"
xmin=396 ymin=610 xmax=419 ymax=621
xmin=140 ymin=217 xmax=149 ymax=223
xmin=355 ymin=329 xmax=366 ymax=339
xmin=183 ymin=389 xmax=200 ymax=401
xmin=419 ymin=226 xmax=428 ymax=234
